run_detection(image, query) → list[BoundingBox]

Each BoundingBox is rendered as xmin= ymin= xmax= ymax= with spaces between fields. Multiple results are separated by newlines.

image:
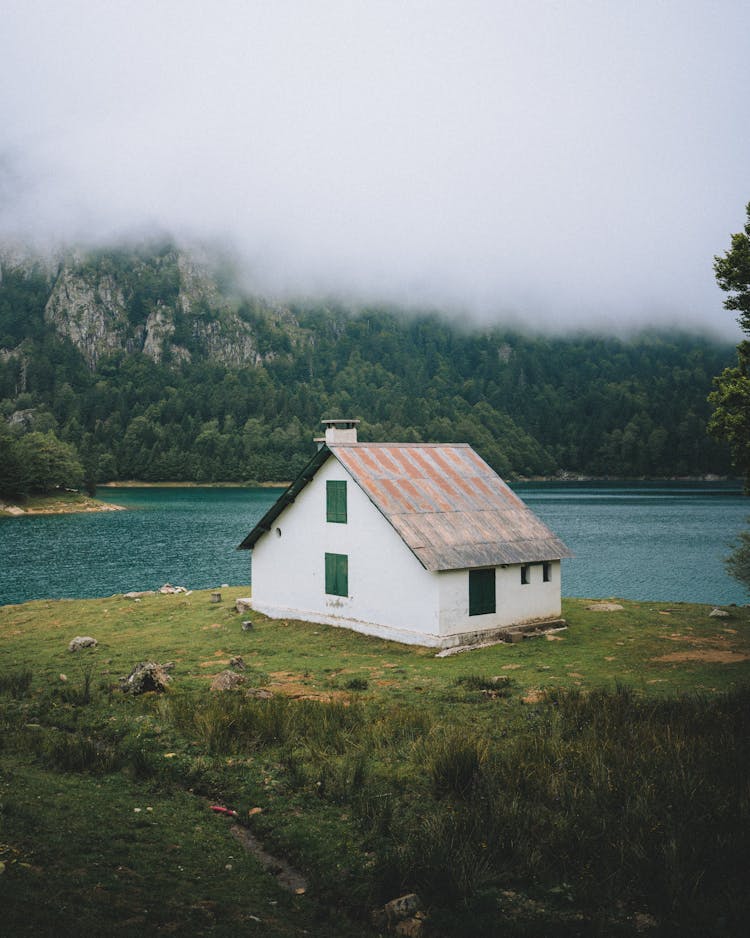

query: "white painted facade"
xmin=250 ymin=456 xmax=564 ymax=648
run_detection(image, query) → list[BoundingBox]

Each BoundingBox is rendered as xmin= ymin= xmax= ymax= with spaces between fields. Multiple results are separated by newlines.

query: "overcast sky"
xmin=1 ymin=1 xmax=748 ymax=336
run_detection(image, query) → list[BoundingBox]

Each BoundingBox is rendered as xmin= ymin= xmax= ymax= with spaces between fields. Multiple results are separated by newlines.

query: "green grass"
xmin=1 ymin=589 xmax=749 ymax=936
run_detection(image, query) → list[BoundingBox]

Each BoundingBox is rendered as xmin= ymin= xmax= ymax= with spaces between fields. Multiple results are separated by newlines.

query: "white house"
xmin=238 ymin=420 xmax=572 ymax=649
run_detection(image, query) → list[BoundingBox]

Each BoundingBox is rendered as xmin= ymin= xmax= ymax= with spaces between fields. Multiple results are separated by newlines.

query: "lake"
xmin=0 ymin=482 xmax=746 ymax=607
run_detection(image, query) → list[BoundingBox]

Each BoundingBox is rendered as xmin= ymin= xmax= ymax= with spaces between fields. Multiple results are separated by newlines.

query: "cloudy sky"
xmin=1 ymin=1 xmax=748 ymax=335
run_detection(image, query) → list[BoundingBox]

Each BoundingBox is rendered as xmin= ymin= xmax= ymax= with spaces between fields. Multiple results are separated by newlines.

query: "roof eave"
xmin=237 ymin=446 xmax=331 ymax=550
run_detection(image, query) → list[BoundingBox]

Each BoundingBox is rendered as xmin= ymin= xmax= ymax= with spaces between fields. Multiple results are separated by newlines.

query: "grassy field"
xmin=1 ymin=590 xmax=748 ymax=936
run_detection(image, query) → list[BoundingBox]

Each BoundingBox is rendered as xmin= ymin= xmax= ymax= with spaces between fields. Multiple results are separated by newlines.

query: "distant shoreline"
xmin=3 ymin=476 xmax=738 ymax=518
xmin=98 ymin=475 xmax=738 ymax=488
xmin=0 ymin=493 xmax=126 ymax=517
xmin=98 ymin=480 xmax=289 ymax=488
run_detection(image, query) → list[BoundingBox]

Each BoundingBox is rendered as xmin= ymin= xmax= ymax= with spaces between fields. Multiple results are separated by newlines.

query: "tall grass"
xmin=0 ymin=668 xmax=33 ymax=698
xmin=381 ymin=685 xmax=750 ymax=934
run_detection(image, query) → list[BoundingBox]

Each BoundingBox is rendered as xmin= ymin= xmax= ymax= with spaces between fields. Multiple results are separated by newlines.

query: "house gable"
xmin=240 ymin=442 xmax=571 ymax=572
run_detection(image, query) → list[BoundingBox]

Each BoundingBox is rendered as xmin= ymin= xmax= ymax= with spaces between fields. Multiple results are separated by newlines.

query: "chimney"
xmin=318 ymin=418 xmax=359 ymax=447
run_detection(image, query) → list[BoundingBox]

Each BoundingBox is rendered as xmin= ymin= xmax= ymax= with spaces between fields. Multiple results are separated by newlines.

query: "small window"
xmin=325 ymin=552 xmax=348 ymax=596
xmin=543 ymin=562 xmax=551 ymax=582
xmin=521 ymin=565 xmax=530 ymax=585
xmin=326 ymin=480 xmax=347 ymax=523
xmin=469 ymin=568 xmax=496 ymax=616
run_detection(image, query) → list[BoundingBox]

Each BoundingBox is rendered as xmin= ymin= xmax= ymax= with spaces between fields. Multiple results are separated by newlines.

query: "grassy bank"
xmin=1 ymin=591 xmax=749 ymax=936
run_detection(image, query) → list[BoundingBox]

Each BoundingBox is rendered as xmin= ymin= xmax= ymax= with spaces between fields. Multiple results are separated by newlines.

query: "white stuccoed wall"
xmin=251 ymin=456 xmax=442 ymax=643
xmin=437 ymin=561 xmax=562 ymax=638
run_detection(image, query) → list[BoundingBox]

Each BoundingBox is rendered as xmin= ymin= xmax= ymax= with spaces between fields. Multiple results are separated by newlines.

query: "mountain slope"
xmin=0 ymin=241 xmax=735 ymax=485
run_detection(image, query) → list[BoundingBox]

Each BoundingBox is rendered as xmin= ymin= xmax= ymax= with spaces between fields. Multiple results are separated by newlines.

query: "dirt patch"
xmin=522 ymin=689 xmax=544 ymax=704
xmin=545 ymin=633 xmax=565 ymax=641
xmin=652 ymin=650 xmax=750 ymax=664
xmin=586 ymin=602 xmax=624 ymax=612
xmin=267 ymin=670 xmax=350 ymax=701
xmin=501 ymin=663 xmax=522 ymax=670
xmin=229 ymin=825 xmax=307 ymax=894
xmin=664 ymin=635 xmax=732 ymax=646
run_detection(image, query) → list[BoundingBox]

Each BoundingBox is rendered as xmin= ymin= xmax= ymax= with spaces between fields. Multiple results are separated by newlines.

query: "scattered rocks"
xmin=210 ymin=670 xmax=245 ymax=692
xmin=159 ymin=583 xmax=190 ymax=595
xmin=68 ymin=636 xmax=97 ymax=652
xmin=586 ymin=602 xmax=624 ymax=612
xmin=229 ymin=656 xmax=246 ymax=671
xmin=709 ymin=607 xmax=730 ymax=618
xmin=120 ymin=661 xmax=173 ymax=694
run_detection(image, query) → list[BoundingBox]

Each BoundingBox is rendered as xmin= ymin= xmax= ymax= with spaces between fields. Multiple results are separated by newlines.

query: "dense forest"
xmin=0 ymin=243 xmax=735 ymax=496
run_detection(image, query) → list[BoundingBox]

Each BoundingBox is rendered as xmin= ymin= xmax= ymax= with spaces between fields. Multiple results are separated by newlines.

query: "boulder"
xmin=235 ymin=597 xmax=252 ymax=613
xmin=384 ymin=894 xmax=421 ymax=925
xmin=210 ymin=670 xmax=246 ymax=691
xmin=68 ymin=636 xmax=97 ymax=652
xmin=120 ymin=661 xmax=172 ymax=694
xmin=709 ymin=607 xmax=730 ymax=618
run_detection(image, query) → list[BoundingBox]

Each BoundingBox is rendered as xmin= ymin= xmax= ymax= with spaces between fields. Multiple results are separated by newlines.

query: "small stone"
xmin=59 ymin=673 xmax=67 ymax=682
xmin=709 ymin=607 xmax=730 ymax=618
xmin=229 ymin=656 xmax=246 ymax=671
xmin=241 ymin=620 xmax=254 ymax=631
xmin=384 ymin=893 xmax=421 ymax=924
xmin=210 ymin=670 xmax=245 ymax=692
xmin=68 ymin=636 xmax=97 ymax=652
xmin=235 ymin=597 xmax=252 ymax=613
xmin=120 ymin=661 xmax=172 ymax=695
xmin=396 ymin=917 xmax=426 ymax=938
xmin=246 ymin=688 xmax=273 ymax=699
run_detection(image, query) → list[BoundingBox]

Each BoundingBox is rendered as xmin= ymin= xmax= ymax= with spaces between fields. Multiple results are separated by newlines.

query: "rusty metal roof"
xmin=239 ymin=442 xmax=572 ymax=571
xmin=329 ymin=443 xmax=572 ymax=571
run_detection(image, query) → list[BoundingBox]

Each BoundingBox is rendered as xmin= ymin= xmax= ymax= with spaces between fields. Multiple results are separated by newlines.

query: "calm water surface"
xmin=0 ymin=482 xmax=746 ymax=606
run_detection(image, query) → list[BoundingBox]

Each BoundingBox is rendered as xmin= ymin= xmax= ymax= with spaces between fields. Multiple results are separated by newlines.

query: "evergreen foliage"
xmin=709 ymin=202 xmax=750 ymax=488
xmin=0 ymin=245 xmax=734 ymax=492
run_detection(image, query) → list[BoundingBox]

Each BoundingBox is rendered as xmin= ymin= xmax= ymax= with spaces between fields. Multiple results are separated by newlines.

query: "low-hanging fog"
xmin=1 ymin=1 xmax=748 ymax=337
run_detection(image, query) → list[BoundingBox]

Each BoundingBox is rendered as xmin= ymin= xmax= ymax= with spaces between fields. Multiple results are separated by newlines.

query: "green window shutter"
xmin=326 ymin=480 xmax=347 ymax=523
xmin=469 ymin=568 xmax=495 ymax=616
xmin=325 ymin=552 xmax=348 ymax=596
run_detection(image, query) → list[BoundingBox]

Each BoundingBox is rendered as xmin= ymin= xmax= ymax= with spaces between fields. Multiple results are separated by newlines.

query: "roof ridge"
xmin=328 ymin=441 xmax=471 ymax=449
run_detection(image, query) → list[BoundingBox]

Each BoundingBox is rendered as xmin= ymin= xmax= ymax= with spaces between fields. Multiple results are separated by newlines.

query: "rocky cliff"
xmin=2 ymin=240 xmax=304 ymax=371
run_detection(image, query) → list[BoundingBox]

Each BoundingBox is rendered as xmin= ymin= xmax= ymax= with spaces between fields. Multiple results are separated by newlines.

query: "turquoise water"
xmin=0 ymin=482 xmax=746 ymax=606
xmin=516 ymin=480 xmax=747 ymax=605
